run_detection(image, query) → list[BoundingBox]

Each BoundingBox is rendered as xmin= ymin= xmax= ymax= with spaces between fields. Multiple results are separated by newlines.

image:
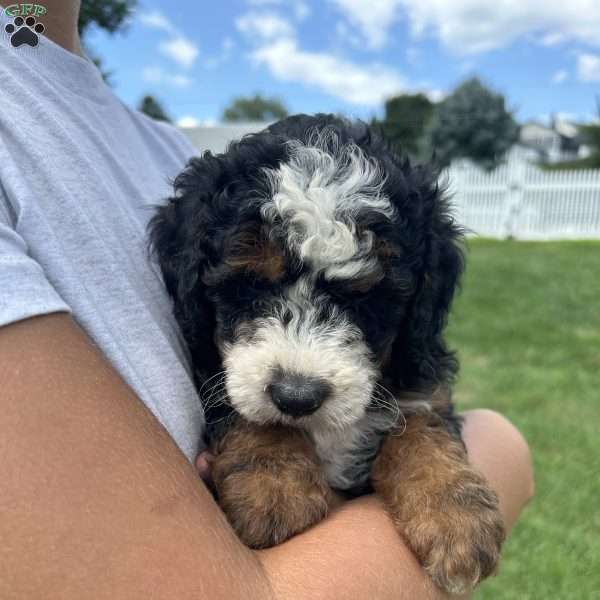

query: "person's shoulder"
xmin=125 ymin=106 xmax=198 ymax=162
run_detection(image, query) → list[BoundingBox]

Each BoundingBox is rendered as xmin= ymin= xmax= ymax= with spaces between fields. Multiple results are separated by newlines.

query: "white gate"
xmin=447 ymin=154 xmax=600 ymax=239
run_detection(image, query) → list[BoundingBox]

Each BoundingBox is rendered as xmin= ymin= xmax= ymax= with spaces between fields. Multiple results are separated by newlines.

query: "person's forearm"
xmin=461 ymin=409 xmax=535 ymax=531
xmin=260 ymin=495 xmax=453 ymax=600
xmin=0 ymin=314 xmax=273 ymax=600
xmin=0 ymin=315 xmax=532 ymax=600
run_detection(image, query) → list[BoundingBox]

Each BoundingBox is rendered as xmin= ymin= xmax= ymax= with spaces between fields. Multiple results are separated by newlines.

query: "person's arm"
xmin=0 ymin=314 xmax=533 ymax=600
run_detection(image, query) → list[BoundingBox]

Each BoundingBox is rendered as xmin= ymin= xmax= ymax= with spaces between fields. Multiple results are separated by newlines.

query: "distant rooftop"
xmin=178 ymin=122 xmax=270 ymax=154
xmin=521 ymin=118 xmax=580 ymax=139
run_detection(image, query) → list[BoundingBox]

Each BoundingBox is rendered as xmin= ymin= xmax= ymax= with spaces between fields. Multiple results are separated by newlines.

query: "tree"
xmin=138 ymin=95 xmax=172 ymax=123
xmin=78 ymin=0 xmax=137 ymax=37
xmin=374 ymin=93 xmax=435 ymax=158
xmin=78 ymin=0 xmax=137 ymax=82
xmin=425 ymin=78 xmax=518 ymax=170
xmin=222 ymin=94 xmax=288 ymax=123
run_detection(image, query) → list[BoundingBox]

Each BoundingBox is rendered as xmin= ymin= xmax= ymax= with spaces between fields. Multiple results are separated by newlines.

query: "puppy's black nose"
xmin=269 ymin=372 xmax=331 ymax=418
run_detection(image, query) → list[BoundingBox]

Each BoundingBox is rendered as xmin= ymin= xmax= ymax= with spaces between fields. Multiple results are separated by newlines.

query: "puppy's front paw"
xmin=211 ymin=422 xmax=332 ymax=548
xmin=371 ymin=415 xmax=506 ymax=594
xmin=215 ymin=464 xmax=331 ymax=548
xmin=402 ymin=477 xmax=505 ymax=595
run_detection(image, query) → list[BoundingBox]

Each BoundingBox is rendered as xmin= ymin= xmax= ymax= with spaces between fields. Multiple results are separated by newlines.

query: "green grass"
xmin=446 ymin=239 xmax=600 ymax=599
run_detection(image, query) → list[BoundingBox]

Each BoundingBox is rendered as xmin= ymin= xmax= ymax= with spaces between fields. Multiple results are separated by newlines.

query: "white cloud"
xmin=577 ymin=53 xmax=600 ymax=82
xmin=332 ymin=0 xmax=399 ymax=49
xmin=142 ymin=66 xmax=192 ymax=88
xmin=235 ymin=7 xmax=446 ymax=106
xmin=170 ymin=74 xmax=193 ymax=87
xmin=251 ymin=38 xmax=406 ymax=105
xmin=410 ymin=1 xmax=600 ymax=54
xmin=427 ymin=89 xmax=446 ymax=102
xmin=177 ymin=116 xmax=200 ymax=128
xmin=245 ymin=0 xmax=310 ymax=20
xmin=540 ymin=32 xmax=567 ymax=47
xmin=331 ymin=0 xmax=600 ymax=54
xmin=159 ymin=36 xmax=199 ymax=68
xmin=176 ymin=116 xmax=219 ymax=128
xmin=552 ymin=69 xmax=568 ymax=84
xmin=236 ymin=12 xmax=294 ymax=40
xmin=139 ymin=9 xmax=199 ymax=68
xmin=138 ymin=10 xmax=175 ymax=34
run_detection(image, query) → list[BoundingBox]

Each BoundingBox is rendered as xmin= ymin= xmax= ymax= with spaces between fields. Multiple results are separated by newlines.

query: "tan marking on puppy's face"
xmin=225 ymin=224 xmax=285 ymax=282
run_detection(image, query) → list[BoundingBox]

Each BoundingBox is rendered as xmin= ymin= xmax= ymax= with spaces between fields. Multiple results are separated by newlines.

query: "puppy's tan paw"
xmin=404 ymin=481 xmax=506 ymax=595
xmin=216 ymin=465 xmax=331 ymax=548
xmin=211 ymin=422 xmax=332 ymax=548
xmin=371 ymin=414 xmax=506 ymax=594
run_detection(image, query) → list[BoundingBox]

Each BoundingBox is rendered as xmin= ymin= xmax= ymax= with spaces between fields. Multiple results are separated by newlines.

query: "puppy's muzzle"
xmin=268 ymin=371 xmax=332 ymax=418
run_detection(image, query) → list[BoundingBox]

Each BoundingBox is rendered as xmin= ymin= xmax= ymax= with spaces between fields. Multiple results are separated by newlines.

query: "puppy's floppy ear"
xmin=149 ymin=154 xmax=225 ymax=381
xmin=387 ymin=169 xmax=464 ymax=392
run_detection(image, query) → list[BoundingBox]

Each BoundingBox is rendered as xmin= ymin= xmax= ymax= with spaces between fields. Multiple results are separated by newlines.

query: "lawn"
xmin=446 ymin=239 xmax=600 ymax=599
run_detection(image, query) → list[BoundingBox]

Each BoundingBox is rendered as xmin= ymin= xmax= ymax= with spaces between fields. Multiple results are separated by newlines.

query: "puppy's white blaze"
xmin=262 ymin=131 xmax=394 ymax=280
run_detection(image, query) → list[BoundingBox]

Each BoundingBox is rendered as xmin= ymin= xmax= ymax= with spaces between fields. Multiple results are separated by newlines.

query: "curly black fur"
xmin=149 ymin=113 xmax=464 ymax=454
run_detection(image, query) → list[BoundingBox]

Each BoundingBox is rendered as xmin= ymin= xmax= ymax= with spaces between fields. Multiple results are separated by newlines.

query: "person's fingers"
xmin=195 ymin=450 xmax=215 ymax=482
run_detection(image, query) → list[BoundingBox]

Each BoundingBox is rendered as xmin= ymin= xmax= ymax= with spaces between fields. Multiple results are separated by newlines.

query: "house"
xmin=178 ymin=122 xmax=270 ymax=155
xmin=519 ymin=118 xmax=591 ymax=164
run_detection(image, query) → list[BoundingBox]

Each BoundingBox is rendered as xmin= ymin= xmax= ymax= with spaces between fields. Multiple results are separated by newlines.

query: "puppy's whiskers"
xmin=372 ymin=382 xmax=406 ymax=435
xmin=200 ymin=371 xmax=232 ymax=418
xmin=199 ymin=370 xmax=227 ymax=397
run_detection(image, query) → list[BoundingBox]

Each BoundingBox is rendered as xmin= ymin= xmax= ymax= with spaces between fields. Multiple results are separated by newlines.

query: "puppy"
xmin=150 ymin=114 xmax=505 ymax=594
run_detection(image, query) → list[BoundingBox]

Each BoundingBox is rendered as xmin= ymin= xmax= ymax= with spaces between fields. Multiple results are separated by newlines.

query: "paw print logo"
xmin=5 ymin=16 xmax=45 ymax=48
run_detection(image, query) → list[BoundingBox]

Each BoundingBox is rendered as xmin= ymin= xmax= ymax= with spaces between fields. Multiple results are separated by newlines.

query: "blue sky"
xmin=87 ymin=0 xmax=600 ymax=126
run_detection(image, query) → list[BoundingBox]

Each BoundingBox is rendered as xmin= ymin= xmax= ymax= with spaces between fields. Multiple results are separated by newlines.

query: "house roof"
xmin=178 ymin=122 xmax=270 ymax=154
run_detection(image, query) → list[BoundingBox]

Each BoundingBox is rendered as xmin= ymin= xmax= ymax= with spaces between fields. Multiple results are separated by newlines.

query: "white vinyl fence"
xmin=447 ymin=157 xmax=600 ymax=240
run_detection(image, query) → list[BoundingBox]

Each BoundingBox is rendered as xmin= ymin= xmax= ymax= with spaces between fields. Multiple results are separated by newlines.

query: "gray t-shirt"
xmin=0 ymin=17 xmax=204 ymax=461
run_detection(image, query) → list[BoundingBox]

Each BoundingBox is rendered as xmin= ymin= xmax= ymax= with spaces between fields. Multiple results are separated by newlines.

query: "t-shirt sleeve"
xmin=0 ymin=192 xmax=71 ymax=327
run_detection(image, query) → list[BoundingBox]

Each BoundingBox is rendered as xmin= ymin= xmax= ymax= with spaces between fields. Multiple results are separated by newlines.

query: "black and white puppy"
xmin=150 ymin=114 xmax=505 ymax=594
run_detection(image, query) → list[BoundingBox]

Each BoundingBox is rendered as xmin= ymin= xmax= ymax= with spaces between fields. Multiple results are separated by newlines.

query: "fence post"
xmin=449 ymin=163 xmax=463 ymax=220
xmin=503 ymin=156 xmax=526 ymax=239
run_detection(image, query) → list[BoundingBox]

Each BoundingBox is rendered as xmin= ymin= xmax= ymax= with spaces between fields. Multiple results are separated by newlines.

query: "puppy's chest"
xmin=309 ymin=412 xmax=391 ymax=493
